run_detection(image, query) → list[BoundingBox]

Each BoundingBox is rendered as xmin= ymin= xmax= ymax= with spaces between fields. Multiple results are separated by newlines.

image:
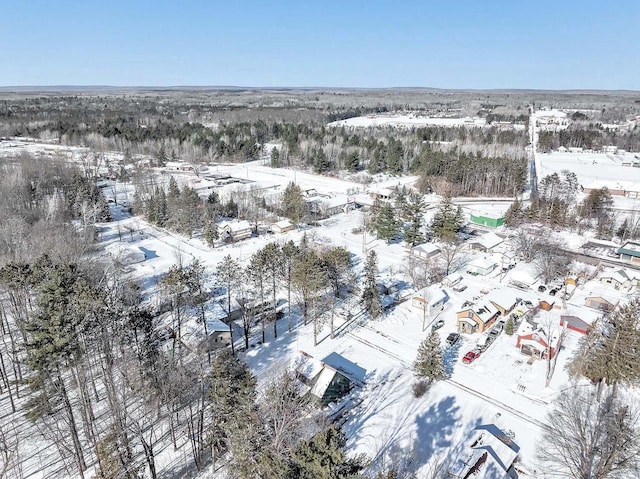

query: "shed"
xmin=271 ymin=219 xmax=294 ymax=234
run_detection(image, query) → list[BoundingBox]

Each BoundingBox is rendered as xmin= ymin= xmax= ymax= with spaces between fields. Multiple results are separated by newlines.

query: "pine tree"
xmin=282 ymin=182 xmax=306 ymax=225
xmin=413 ymin=330 xmax=446 ymax=385
xmin=362 ymin=251 xmax=382 ymax=319
xmin=270 ymin=147 xmax=280 ymax=167
xmin=401 ymin=192 xmax=425 ymax=247
xmin=375 ymin=203 xmax=398 ymax=243
xmin=504 ymin=316 xmax=515 ymax=336
xmin=430 ymin=196 xmax=463 ymax=242
xmin=203 ymin=220 xmax=218 ymax=247
xmin=289 ymin=425 xmax=367 ymax=479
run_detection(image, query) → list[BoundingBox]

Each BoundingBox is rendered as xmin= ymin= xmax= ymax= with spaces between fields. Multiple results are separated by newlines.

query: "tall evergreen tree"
xmin=282 ymin=182 xmax=306 ymax=225
xmin=413 ymin=330 xmax=446 ymax=385
xmin=430 ymin=196 xmax=463 ymax=242
xmin=374 ymin=203 xmax=398 ymax=243
xmin=362 ymin=251 xmax=382 ymax=319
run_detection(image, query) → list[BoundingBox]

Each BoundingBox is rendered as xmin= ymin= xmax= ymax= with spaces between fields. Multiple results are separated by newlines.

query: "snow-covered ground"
xmin=5 ymin=137 xmax=638 ymax=478
xmin=90 ymin=192 xmax=607 ymax=478
xmin=328 ymin=114 xmax=488 ymax=129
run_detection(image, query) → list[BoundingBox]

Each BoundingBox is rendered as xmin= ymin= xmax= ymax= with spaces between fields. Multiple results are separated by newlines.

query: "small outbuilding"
xmin=271 ymin=219 xmax=295 ymax=234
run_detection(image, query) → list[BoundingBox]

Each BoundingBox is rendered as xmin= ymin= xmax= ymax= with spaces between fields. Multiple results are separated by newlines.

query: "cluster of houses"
xmin=407 ymin=227 xmax=640 ymax=363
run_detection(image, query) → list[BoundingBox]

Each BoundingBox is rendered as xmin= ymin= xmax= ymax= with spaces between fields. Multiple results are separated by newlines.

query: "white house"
xmin=220 ymin=220 xmax=252 ymax=241
xmin=412 ymin=287 xmax=450 ymax=316
xmin=467 ymin=258 xmax=497 ymax=276
xmin=411 ymin=243 xmax=441 ymax=260
xmin=469 ymin=232 xmax=504 ymax=252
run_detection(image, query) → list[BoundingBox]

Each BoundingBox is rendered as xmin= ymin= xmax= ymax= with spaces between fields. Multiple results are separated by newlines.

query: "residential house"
xmin=294 ymin=351 xmax=364 ymax=406
xmin=448 ymin=424 xmax=519 ymax=479
xmin=180 ymin=307 xmax=232 ymax=354
xmin=508 ymin=267 xmax=537 ymax=290
xmin=220 ymin=220 xmax=252 ymax=242
xmin=411 ymin=243 xmax=441 ymax=260
xmin=584 ymin=291 xmax=619 ymax=312
xmin=456 ymin=300 xmax=500 ymax=334
xmin=467 ymin=258 xmax=497 ymax=276
xmin=515 ymin=321 xmax=558 ymax=360
xmin=412 ymin=287 xmax=450 ymax=316
xmin=599 ymin=269 xmax=633 ymax=290
xmin=484 ymin=288 xmax=522 ymax=316
xmin=469 ymin=232 xmax=504 ymax=252
xmin=271 ymin=219 xmax=295 ymax=234
xmin=443 ymin=272 xmax=463 ymax=287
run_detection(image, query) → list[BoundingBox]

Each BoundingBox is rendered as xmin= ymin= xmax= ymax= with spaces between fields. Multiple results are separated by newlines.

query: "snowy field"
xmin=328 ymin=114 xmax=488 ymax=129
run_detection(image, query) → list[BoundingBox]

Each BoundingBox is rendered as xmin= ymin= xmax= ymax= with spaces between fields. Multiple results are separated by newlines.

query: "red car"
xmin=462 ymin=350 xmax=481 ymax=364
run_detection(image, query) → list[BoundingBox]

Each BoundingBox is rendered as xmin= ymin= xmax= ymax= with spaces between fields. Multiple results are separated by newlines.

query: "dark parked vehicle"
xmin=432 ymin=319 xmax=445 ymax=331
xmin=549 ymin=289 xmax=558 ymax=296
xmin=446 ymin=333 xmax=461 ymax=346
xmin=538 ymin=285 xmax=547 ymax=292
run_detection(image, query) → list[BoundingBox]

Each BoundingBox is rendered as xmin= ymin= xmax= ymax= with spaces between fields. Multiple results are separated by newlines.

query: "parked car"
xmin=462 ymin=350 xmax=481 ymax=364
xmin=537 ymin=285 xmax=547 ymax=293
xmin=549 ymin=288 xmax=558 ymax=296
xmin=453 ymin=284 xmax=468 ymax=292
xmin=432 ymin=319 xmax=445 ymax=331
xmin=523 ymin=301 xmax=533 ymax=308
xmin=494 ymin=320 xmax=505 ymax=332
xmin=446 ymin=333 xmax=461 ymax=346
xmin=488 ymin=328 xmax=501 ymax=339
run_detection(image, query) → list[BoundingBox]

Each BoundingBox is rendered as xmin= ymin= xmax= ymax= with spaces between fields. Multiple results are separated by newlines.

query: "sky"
xmin=1 ymin=0 xmax=639 ymax=90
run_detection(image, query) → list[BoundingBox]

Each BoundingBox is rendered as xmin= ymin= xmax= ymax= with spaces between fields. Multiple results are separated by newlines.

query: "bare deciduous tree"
xmin=537 ymin=385 xmax=640 ymax=479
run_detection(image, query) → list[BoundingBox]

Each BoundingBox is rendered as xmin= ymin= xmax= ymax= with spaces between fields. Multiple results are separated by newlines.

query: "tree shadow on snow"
xmin=443 ymin=341 xmax=462 ymax=377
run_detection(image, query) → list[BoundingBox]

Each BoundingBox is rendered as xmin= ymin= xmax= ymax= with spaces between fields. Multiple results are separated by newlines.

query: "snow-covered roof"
xmin=584 ymin=179 xmax=640 ymax=192
xmin=485 ymin=288 xmax=523 ymax=311
xmin=412 ymin=243 xmax=440 ymax=255
xmin=507 ymin=265 xmax=537 ymax=286
xmin=561 ymin=307 xmax=601 ymax=327
xmin=272 ymin=219 xmax=293 ymax=229
xmin=220 ymin=220 xmax=251 ymax=232
xmin=468 ymin=258 xmax=497 ymax=271
xmin=449 ymin=425 xmax=519 ymax=479
xmin=458 ymin=300 xmax=498 ymax=324
xmin=295 ymin=351 xmax=324 ymax=383
xmin=470 ymin=232 xmax=504 ymax=250
xmin=599 ymin=269 xmax=630 ymax=284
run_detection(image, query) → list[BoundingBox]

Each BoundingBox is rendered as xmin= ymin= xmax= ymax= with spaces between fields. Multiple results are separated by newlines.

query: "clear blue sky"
xmin=1 ymin=0 xmax=638 ymax=89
